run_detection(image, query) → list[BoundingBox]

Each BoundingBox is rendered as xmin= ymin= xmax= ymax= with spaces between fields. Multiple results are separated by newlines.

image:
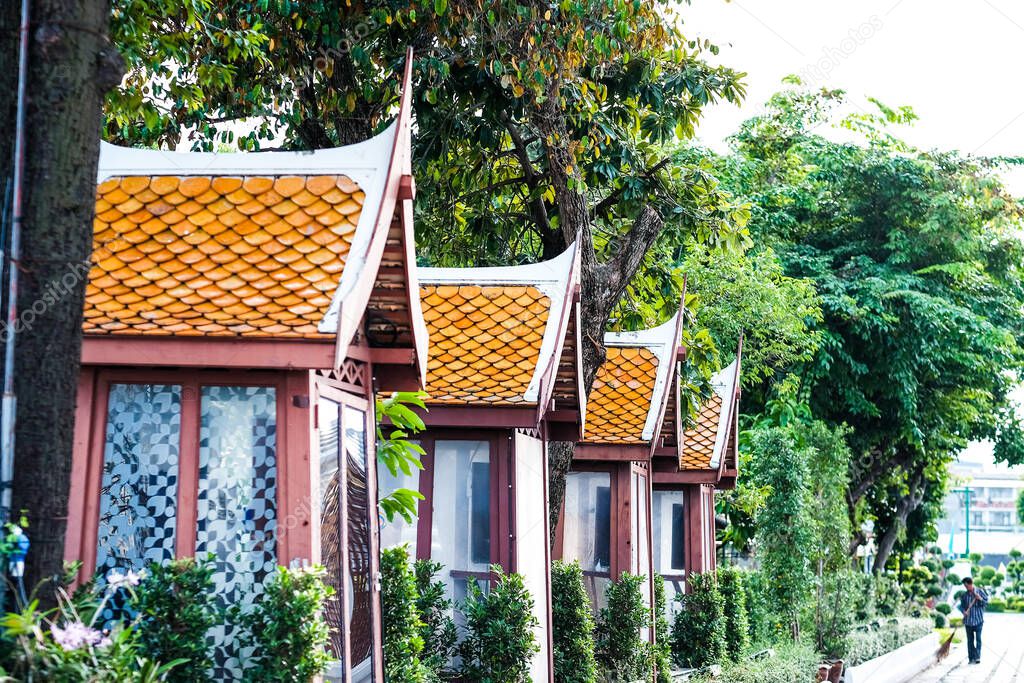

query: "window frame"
xmin=75 ymin=368 xmax=292 ymax=579
xmin=413 ymin=429 xmax=512 ymax=579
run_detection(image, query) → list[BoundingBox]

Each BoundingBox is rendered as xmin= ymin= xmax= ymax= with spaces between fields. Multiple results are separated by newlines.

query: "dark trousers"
xmin=965 ymin=623 xmax=983 ymax=662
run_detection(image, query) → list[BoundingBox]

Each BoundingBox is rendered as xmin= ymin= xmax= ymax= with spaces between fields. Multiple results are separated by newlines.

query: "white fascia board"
xmin=318 ymin=122 xmax=398 ymax=333
xmin=419 ymin=244 xmax=578 ymax=403
xmin=603 ymin=310 xmax=683 ymax=442
xmin=95 ymin=124 xmax=399 ymax=339
xmin=708 ymin=357 xmax=739 ymax=469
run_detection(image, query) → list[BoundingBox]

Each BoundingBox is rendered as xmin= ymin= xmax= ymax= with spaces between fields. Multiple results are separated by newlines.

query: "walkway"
xmin=917 ymin=613 xmax=1024 ymax=682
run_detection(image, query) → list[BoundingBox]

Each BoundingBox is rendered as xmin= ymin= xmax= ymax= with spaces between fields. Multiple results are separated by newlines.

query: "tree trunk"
xmin=0 ymin=0 xmax=121 ymax=599
xmin=871 ymin=469 xmax=926 ymax=574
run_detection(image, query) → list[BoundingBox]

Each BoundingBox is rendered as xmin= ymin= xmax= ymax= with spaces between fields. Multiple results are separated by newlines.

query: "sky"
xmin=683 ymin=0 xmax=1024 ymax=192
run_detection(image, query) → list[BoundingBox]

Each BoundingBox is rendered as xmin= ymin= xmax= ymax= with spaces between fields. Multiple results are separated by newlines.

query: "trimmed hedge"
xmin=845 ymin=618 xmax=933 ymax=666
xmin=551 ymin=561 xmax=597 ymax=683
xmin=671 ymin=572 xmax=726 ymax=669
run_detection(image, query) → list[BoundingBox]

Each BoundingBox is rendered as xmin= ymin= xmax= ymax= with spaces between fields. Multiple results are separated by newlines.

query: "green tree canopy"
xmin=720 ymin=86 xmax=1024 ymax=570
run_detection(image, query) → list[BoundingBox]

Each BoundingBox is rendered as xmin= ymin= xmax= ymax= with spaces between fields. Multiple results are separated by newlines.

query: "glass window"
xmin=196 ymin=385 xmax=278 ymax=680
xmin=431 ymin=440 xmax=491 ymax=605
xmin=377 ymin=441 xmax=421 ymax=553
xmin=317 ymin=398 xmax=344 ymax=660
xmin=344 ymin=406 xmax=375 ymax=680
xmin=652 ymin=490 xmax=686 ymax=615
xmin=990 ymin=511 xmax=1011 ymax=527
xmin=96 ymin=384 xmax=182 ymax=578
xmin=563 ymin=471 xmax=612 ymax=607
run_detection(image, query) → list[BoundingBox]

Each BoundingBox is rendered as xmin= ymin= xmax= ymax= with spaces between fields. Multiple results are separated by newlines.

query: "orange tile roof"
xmin=420 ymin=285 xmax=550 ymax=404
xmin=85 ymin=175 xmax=364 ymax=337
xmin=679 ymin=394 xmax=723 ymax=469
xmin=584 ymin=347 xmax=659 ymax=443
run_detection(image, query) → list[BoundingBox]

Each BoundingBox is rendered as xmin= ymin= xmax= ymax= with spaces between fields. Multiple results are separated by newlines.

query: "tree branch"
xmin=499 ymin=111 xmax=552 ymax=237
xmin=592 ymin=156 xmax=672 ymax=219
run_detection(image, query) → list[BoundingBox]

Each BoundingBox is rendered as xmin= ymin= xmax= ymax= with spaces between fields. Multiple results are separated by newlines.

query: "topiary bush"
xmin=413 ymin=558 xmax=458 ymax=679
xmin=718 ymin=567 xmax=749 ymax=662
xmin=133 ymin=556 xmax=217 ymax=683
xmin=381 ymin=546 xmax=431 ymax=682
xmin=243 ymin=565 xmax=333 ymax=683
xmin=652 ymin=575 xmax=673 ymax=683
xmin=459 ymin=566 xmax=539 ymax=683
xmin=551 ymin=560 xmax=597 ymax=683
xmin=671 ymin=571 xmax=725 ymax=669
xmin=987 ymin=598 xmax=1006 ymax=613
xmin=594 ymin=572 xmax=652 ymax=682
xmin=935 ymin=603 xmax=952 ymax=615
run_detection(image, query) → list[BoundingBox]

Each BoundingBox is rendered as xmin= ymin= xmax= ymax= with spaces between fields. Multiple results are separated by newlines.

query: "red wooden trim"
xmin=652 ymin=468 xmax=720 ymax=485
xmin=496 ymin=434 xmax=513 ymax=572
xmin=82 ymin=336 xmax=335 ymax=370
xmin=279 ymin=371 xmax=314 ymax=565
xmin=398 ymin=174 xmax=416 ymax=201
xmin=65 ymin=368 xmax=97 ymax=580
xmin=80 ymin=374 xmax=111 ymax=578
xmin=414 ymin=433 xmax=435 ymax=562
xmin=419 ymin=405 xmax=537 ymax=429
xmin=613 ymin=462 xmax=631 ymax=579
xmin=574 ymin=443 xmax=648 ymax=462
xmin=175 ymin=379 xmax=200 ymax=558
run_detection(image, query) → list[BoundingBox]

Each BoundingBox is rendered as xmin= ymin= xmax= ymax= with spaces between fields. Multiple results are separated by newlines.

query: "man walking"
xmin=959 ymin=577 xmax=988 ymax=664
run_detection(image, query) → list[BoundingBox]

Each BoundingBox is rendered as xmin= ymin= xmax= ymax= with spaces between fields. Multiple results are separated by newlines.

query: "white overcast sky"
xmin=683 ymin=0 xmax=1024 ymax=192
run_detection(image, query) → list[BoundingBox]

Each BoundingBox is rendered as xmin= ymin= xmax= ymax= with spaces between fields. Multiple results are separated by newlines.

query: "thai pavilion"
xmin=64 ymin=60 xmax=422 ymax=683
xmin=652 ymin=343 xmax=742 ymax=604
xmin=377 ymin=246 xmax=586 ymax=683
xmin=554 ymin=306 xmax=684 ymax=628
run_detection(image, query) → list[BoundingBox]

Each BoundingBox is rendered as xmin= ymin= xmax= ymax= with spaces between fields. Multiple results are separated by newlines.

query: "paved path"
xmin=917 ymin=613 xmax=1024 ymax=682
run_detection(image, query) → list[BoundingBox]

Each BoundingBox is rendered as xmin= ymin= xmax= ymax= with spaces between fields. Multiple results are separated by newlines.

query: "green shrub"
xmin=686 ymin=642 xmax=819 ymax=683
xmin=932 ymin=612 xmax=946 ymax=628
xmin=743 ymin=570 xmax=773 ymax=645
xmin=718 ymin=568 xmax=749 ymax=661
xmin=874 ymin=574 xmax=902 ymax=617
xmin=0 ymin=576 xmax=178 ymax=682
xmin=845 ymin=618 xmax=933 ymax=666
xmin=381 ymin=546 xmax=431 ymax=682
xmin=551 ymin=561 xmax=597 ymax=683
xmin=652 ymin=575 xmax=672 ymax=683
xmin=812 ymin=569 xmax=855 ymax=658
xmin=987 ymin=598 xmax=1006 ymax=613
xmin=935 ymin=603 xmax=952 ymax=615
xmin=595 ymin=572 xmax=652 ymax=682
xmin=243 ymin=566 xmax=333 ymax=683
xmin=133 ymin=556 xmax=217 ymax=683
xmin=749 ymin=428 xmax=814 ymax=639
xmin=671 ymin=572 xmax=725 ymax=669
xmin=459 ymin=566 xmax=539 ymax=683
xmin=413 ymin=558 xmax=457 ymax=679
xmin=851 ymin=572 xmax=877 ymax=623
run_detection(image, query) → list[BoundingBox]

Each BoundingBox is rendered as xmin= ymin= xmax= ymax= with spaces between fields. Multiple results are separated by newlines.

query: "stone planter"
xmin=844 ymin=632 xmax=940 ymax=683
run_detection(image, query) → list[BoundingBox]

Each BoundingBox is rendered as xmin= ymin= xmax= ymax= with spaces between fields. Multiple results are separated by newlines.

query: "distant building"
xmin=937 ymin=442 xmax=1024 ymax=569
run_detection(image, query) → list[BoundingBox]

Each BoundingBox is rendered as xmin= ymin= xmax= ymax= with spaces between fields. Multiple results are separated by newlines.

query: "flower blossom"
xmin=51 ymin=621 xmax=108 ymax=650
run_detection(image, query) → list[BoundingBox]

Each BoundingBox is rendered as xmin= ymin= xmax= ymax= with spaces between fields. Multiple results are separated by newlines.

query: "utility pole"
xmin=952 ymin=487 xmax=974 ymax=558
